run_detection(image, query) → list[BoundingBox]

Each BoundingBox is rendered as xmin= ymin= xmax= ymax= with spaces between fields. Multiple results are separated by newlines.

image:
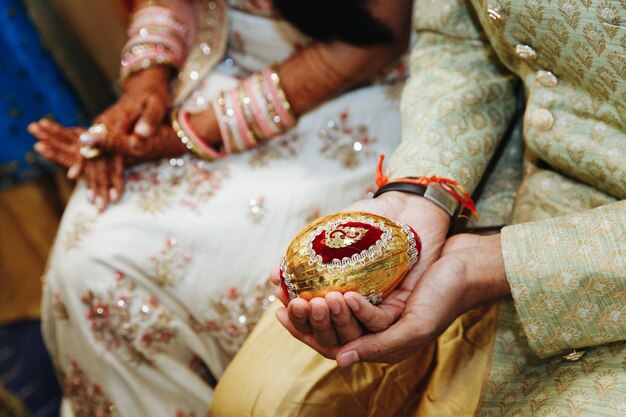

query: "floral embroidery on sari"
xmin=248 ymin=132 xmax=301 ymax=167
xmin=60 ymin=360 xmax=117 ymax=417
xmin=149 ymin=238 xmax=192 ymax=288
xmin=63 ymin=212 xmax=96 ymax=251
xmin=53 ymin=292 xmax=69 ymax=321
xmin=319 ymin=112 xmax=376 ymax=169
xmin=126 ymin=157 xmax=229 ymax=214
xmin=81 ymin=272 xmax=177 ymax=365
xmin=199 ymin=280 xmax=276 ymax=355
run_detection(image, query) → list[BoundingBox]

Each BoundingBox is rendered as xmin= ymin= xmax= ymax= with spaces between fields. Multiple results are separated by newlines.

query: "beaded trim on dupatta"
xmin=172 ymin=0 xmax=229 ymax=105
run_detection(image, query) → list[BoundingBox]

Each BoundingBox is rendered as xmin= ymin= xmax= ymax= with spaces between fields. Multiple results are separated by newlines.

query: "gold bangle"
xmin=269 ymin=63 xmax=296 ymax=125
xmin=171 ymin=108 xmax=223 ymax=161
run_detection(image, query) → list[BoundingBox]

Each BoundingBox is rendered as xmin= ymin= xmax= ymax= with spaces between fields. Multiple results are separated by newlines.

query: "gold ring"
xmin=88 ymin=123 xmax=108 ymax=137
xmin=80 ymin=145 xmax=102 ymax=159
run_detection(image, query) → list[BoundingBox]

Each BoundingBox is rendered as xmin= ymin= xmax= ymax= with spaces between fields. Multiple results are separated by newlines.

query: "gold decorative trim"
xmin=303 ymin=216 xmax=394 ymax=271
xmin=172 ymin=0 xmax=229 ymax=105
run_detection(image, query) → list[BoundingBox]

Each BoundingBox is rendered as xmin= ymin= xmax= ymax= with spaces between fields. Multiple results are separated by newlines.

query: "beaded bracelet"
xmin=119 ymin=4 xmax=188 ymax=85
xmin=374 ymin=155 xmax=478 ymax=219
xmin=211 ymin=64 xmax=297 ymax=155
xmin=171 ymin=108 xmax=224 ymax=161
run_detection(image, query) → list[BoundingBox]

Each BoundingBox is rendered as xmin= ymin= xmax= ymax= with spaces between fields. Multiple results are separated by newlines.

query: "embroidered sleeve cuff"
xmin=501 ymin=201 xmax=626 ymax=358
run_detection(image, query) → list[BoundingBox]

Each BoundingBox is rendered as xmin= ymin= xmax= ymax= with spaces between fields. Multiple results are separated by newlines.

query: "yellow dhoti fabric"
xmin=213 ymin=302 xmax=434 ymax=417
xmin=212 ymin=303 xmax=499 ymax=416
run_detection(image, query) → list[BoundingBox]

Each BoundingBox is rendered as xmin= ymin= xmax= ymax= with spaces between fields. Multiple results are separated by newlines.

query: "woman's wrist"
xmin=123 ymin=66 xmax=172 ymax=94
xmin=188 ymin=108 xmax=222 ymax=147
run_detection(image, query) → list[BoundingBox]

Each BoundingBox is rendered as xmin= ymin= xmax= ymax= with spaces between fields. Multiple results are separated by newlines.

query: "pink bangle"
xmin=229 ymin=88 xmax=257 ymax=148
xmin=243 ymin=77 xmax=276 ymax=139
xmin=262 ymin=68 xmax=295 ymax=128
xmin=237 ymin=84 xmax=265 ymax=141
xmin=121 ymin=50 xmax=181 ymax=72
xmin=128 ymin=20 xmax=188 ymax=42
xmin=213 ymin=94 xmax=234 ymax=155
xmin=256 ymin=72 xmax=284 ymax=132
xmin=131 ymin=6 xmax=188 ymax=37
xmin=177 ymin=110 xmax=224 ymax=160
xmin=222 ymin=90 xmax=248 ymax=152
xmin=125 ymin=33 xmax=185 ymax=57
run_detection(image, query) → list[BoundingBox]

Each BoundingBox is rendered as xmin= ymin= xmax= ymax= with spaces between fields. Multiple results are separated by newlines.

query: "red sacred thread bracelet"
xmin=375 ymin=154 xmax=479 ymax=218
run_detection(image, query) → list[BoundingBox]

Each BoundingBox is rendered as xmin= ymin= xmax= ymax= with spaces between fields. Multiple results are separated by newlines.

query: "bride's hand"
xmin=80 ymin=67 xmax=172 ymax=155
xmin=28 ymin=120 xmax=125 ymax=212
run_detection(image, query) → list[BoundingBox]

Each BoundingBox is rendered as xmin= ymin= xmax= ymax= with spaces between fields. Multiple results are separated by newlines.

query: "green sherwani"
xmin=390 ymin=0 xmax=625 ymax=415
xmin=212 ymin=1 xmax=625 ymax=416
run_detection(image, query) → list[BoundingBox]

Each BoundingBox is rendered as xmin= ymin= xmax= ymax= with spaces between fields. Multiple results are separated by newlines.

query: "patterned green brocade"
xmin=389 ymin=0 xmax=626 ymax=416
xmin=479 ymin=302 xmax=626 ymax=417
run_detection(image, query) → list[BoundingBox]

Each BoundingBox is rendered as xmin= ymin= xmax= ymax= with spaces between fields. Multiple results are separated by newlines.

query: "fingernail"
xmin=109 ymin=188 xmax=119 ymax=202
xmin=129 ymin=136 xmax=141 ymax=152
xmin=134 ymin=121 xmax=151 ymax=137
xmin=292 ymin=304 xmax=305 ymax=319
xmin=337 ymin=351 xmax=359 ymax=368
xmin=33 ymin=143 xmax=46 ymax=152
xmin=311 ymin=304 xmax=325 ymax=321
xmin=327 ymin=299 xmax=341 ymax=315
xmin=95 ymin=196 xmax=105 ymax=211
xmin=345 ymin=296 xmax=360 ymax=312
xmin=79 ymin=132 xmax=95 ymax=145
xmin=87 ymin=190 xmax=94 ymax=202
xmin=67 ymin=164 xmax=80 ymax=179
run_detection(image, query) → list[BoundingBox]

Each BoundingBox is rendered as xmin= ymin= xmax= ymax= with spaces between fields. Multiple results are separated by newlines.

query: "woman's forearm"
xmin=279 ymin=40 xmax=405 ymax=115
xmin=190 ymin=0 xmax=412 ymax=144
xmin=189 ymin=38 xmax=410 ymax=145
xmin=280 ymin=0 xmax=413 ymax=114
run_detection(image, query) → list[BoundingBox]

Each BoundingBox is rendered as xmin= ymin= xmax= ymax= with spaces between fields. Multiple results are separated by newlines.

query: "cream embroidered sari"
xmin=41 ymin=1 xmax=407 ymax=415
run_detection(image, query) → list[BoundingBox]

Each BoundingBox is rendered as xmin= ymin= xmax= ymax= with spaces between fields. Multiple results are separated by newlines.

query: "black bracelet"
xmin=373 ymin=180 xmax=458 ymax=236
xmin=373 ymin=181 xmax=426 ymax=199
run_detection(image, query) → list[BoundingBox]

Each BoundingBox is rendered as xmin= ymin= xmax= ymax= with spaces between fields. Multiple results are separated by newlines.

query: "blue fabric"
xmin=0 ymin=0 xmax=85 ymax=189
xmin=0 ymin=321 xmax=62 ymax=417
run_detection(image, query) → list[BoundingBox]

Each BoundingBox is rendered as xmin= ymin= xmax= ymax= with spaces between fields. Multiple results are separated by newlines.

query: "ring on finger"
xmin=88 ymin=123 xmax=108 ymax=137
xmin=79 ymin=145 xmax=102 ymax=159
xmin=79 ymin=123 xmax=109 ymax=146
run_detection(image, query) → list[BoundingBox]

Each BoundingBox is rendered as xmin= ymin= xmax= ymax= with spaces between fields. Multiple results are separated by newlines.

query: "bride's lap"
xmin=41 ymin=82 xmax=402 ymax=415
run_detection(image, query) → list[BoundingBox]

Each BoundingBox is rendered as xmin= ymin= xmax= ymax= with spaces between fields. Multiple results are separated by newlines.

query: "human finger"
xmin=28 ymin=121 xmax=77 ymax=148
xmin=35 ymin=118 xmax=71 ymax=138
xmin=33 ymin=142 xmax=76 ymax=169
xmin=94 ymin=158 xmax=111 ymax=212
xmin=287 ymin=298 xmax=312 ymax=335
xmin=270 ymin=263 xmax=281 ymax=286
xmin=92 ymin=97 xmax=144 ymax=152
xmin=275 ymin=307 xmax=338 ymax=360
xmin=276 ymin=287 xmax=290 ymax=306
xmin=84 ymin=159 xmax=110 ymax=210
xmin=134 ymin=95 xmax=167 ymax=137
xmin=344 ymin=292 xmax=400 ymax=333
xmin=110 ymin=154 xmax=125 ymax=203
xmin=84 ymin=160 xmax=97 ymax=203
xmin=325 ymin=292 xmax=363 ymax=344
xmin=336 ymin=315 xmax=421 ymax=367
xmin=309 ymin=298 xmax=339 ymax=349
xmin=67 ymin=157 xmax=85 ymax=180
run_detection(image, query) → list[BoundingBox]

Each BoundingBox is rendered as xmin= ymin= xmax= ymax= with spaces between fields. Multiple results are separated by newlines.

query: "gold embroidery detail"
xmin=325 ymin=226 xmax=369 ymax=249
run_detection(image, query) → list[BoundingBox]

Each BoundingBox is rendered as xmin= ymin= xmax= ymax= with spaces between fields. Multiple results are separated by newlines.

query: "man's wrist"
xmin=376 ymin=191 xmax=451 ymax=228
xmin=469 ymin=234 xmax=510 ymax=305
